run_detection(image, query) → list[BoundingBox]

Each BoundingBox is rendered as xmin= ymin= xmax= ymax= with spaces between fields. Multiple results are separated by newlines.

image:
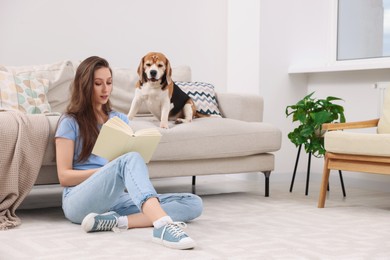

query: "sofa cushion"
xmin=378 ymin=86 xmax=390 ymax=134
xmin=130 ymin=117 xmax=281 ymax=161
xmin=175 ymin=81 xmax=222 ymax=116
xmin=0 ymin=71 xmax=51 ymax=113
xmin=2 ymin=60 xmax=75 ymax=113
xmin=110 ymin=67 xmax=140 ymax=115
xmin=325 ymin=131 xmax=390 ymax=157
xmin=42 ymin=116 xmax=281 ymax=165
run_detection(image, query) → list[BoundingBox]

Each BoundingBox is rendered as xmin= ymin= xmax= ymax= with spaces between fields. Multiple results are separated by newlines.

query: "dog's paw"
xmin=160 ymin=122 xmax=169 ymax=129
xmin=175 ymin=119 xmax=184 ymax=124
xmin=175 ymin=118 xmax=192 ymax=124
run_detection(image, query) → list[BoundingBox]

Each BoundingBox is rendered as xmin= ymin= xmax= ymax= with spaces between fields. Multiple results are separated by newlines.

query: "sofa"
xmin=0 ymin=60 xmax=282 ymax=197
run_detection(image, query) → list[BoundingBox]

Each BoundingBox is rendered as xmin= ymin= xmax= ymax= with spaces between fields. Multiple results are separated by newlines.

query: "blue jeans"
xmin=62 ymin=152 xmax=203 ymax=224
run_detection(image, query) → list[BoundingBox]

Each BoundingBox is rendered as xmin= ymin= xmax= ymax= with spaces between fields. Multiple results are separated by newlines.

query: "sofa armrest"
xmin=216 ymin=92 xmax=263 ymax=122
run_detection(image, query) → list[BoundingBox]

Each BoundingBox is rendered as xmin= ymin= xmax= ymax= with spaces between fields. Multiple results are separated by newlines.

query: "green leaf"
xmin=311 ymin=110 xmax=332 ymax=125
xmin=285 ymin=91 xmax=346 ymax=157
xmin=326 ymin=96 xmax=344 ymax=102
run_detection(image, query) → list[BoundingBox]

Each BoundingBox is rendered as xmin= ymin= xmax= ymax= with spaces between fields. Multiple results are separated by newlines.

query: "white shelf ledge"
xmin=289 ymin=59 xmax=390 ymax=74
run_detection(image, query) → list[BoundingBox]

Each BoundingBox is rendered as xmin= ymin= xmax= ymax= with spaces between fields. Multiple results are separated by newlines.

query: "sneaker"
xmin=81 ymin=211 xmax=119 ymax=233
xmin=152 ymin=222 xmax=196 ymax=250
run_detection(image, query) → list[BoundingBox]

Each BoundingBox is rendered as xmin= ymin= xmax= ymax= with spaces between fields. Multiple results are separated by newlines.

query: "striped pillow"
xmin=175 ymin=81 xmax=222 ymax=117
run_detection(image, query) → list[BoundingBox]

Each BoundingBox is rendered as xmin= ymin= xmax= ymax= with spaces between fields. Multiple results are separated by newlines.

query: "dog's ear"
xmin=165 ymin=58 xmax=172 ymax=85
xmin=136 ymin=79 xmax=142 ymax=88
xmin=136 ymin=57 xmax=146 ymax=86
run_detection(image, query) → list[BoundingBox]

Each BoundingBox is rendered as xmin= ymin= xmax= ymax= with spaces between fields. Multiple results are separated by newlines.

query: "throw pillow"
xmin=175 ymin=81 xmax=222 ymax=117
xmin=0 ymin=71 xmax=51 ymax=114
xmin=4 ymin=60 xmax=75 ymax=113
xmin=0 ymin=71 xmax=18 ymax=110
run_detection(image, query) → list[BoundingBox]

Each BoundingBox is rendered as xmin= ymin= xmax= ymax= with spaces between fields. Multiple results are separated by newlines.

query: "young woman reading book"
xmin=55 ymin=56 xmax=202 ymax=250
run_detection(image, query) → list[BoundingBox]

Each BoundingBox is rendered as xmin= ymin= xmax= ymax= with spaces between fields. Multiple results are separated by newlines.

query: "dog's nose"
xmin=150 ymin=70 xmax=157 ymax=78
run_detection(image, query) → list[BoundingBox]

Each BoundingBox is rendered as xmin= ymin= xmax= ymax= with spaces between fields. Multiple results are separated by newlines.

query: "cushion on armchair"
xmin=325 ymin=131 xmax=390 ymax=157
xmin=326 ymin=86 xmax=390 ymax=157
xmin=378 ymin=87 xmax=390 ymax=134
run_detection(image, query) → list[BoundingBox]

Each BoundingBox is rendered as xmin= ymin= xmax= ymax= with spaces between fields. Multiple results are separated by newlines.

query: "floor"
xmin=2 ymin=172 xmax=390 ymax=260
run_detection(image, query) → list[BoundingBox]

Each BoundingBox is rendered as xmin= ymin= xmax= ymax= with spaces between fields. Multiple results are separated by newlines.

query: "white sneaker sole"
xmin=81 ymin=213 xmax=98 ymax=232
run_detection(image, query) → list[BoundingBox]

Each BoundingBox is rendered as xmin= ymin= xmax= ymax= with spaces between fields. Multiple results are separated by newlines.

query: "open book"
xmin=92 ymin=116 xmax=161 ymax=163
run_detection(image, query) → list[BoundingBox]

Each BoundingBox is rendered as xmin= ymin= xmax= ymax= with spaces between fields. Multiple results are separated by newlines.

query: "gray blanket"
xmin=0 ymin=111 xmax=49 ymax=230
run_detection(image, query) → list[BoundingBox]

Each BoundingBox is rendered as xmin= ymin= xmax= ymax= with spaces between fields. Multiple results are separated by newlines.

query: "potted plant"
xmin=285 ymin=92 xmax=346 ymax=158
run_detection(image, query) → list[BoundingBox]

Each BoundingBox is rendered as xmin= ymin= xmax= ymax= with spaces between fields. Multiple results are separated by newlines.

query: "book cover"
xmin=92 ymin=116 xmax=161 ymax=163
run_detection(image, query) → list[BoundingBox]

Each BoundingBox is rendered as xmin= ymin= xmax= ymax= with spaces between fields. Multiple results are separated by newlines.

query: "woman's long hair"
xmin=66 ymin=56 xmax=113 ymax=162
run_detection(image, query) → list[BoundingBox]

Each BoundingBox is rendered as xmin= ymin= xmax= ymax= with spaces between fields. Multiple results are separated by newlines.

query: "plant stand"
xmin=289 ymin=144 xmax=347 ymax=196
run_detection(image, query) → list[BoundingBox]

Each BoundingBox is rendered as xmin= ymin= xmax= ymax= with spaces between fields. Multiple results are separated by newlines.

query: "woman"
xmin=55 ymin=56 xmax=203 ymax=250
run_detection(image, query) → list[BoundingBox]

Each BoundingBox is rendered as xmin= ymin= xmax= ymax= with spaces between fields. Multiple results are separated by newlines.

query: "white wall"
xmin=259 ymin=0 xmax=331 ymax=175
xmin=0 ymin=0 xmax=227 ymax=90
xmin=227 ymin=0 xmax=260 ymax=94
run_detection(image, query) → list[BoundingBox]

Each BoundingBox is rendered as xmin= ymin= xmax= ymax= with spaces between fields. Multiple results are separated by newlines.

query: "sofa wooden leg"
xmin=262 ymin=171 xmax=271 ymax=197
xmin=318 ymin=154 xmax=331 ymax=208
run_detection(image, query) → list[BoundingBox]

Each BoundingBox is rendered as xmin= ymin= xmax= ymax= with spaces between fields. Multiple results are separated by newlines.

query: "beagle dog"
xmin=127 ymin=52 xmax=199 ymax=129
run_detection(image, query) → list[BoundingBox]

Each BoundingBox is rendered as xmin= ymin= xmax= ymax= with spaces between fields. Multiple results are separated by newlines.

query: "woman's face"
xmin=93 ymin=67 xmax=112 ymax=108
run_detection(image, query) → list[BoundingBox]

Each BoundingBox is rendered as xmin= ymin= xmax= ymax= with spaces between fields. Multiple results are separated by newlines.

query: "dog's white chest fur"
xmin=135 ymin=83 xmax=170 ymax=119
xmin=127 ymin=51 xmax=197 ymax=129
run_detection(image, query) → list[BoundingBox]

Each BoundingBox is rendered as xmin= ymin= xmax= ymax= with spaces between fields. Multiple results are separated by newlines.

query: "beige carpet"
xmin=1 ymin=174 xmax=390 ymax=260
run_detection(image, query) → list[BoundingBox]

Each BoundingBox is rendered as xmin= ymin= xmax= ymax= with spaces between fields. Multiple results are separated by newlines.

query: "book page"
xmin=92 ymin=124 xmax=135 ymax=161
xmin=134 ymin=127 xmax=161 ymax=137
xmin=105 ymin=116 xmax=134 ymax=135
xmin=92 ymin=116 xmax=161 ymax=163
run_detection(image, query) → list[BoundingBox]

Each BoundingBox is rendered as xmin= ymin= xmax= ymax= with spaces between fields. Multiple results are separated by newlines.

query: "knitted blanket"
xmin=0 ymin=111 xmax=49 ymax=230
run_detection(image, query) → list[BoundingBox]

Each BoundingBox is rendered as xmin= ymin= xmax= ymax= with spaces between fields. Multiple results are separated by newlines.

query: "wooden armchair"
xmin=318 ymin=117 xmax=390 ymax=208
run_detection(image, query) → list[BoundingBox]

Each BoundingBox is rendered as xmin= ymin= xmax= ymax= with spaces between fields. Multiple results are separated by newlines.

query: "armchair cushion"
xmin=378 ymin=87 xmax=390 ymax=134
xmin=325 ymin=131 xmax=390 ymax=157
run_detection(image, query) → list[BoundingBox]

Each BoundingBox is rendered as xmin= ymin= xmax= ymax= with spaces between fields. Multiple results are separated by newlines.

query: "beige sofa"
xmin=1 ymin=60 xmax=281 ymax=197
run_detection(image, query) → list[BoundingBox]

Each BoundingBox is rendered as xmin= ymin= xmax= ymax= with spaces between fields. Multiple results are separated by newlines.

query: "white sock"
xmin=153 ymin=216 xmax=173 ymax=229
xmin=117 ymin=216 xmax=128 ymax=229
